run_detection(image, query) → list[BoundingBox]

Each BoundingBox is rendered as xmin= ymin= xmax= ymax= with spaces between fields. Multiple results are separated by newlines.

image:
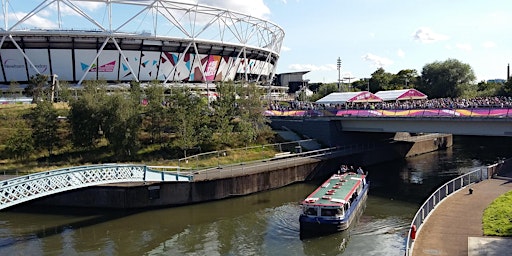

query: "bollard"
xmin=469 ymin=188 xmax=473 ymax=194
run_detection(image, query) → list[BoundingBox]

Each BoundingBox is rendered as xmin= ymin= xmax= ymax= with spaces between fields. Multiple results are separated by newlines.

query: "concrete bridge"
xmin=266 ymin=108 xmax=512 ymax=137
xmin=0 ymin=164 xmax=191 ymax=210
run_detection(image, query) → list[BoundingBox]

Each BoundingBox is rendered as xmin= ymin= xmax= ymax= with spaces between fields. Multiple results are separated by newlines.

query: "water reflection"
xmin=0 ymin=136 xmax=511 ymax=255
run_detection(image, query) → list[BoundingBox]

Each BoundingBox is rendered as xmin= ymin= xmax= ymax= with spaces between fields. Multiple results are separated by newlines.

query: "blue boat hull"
xmin=299 ymin=183 xmax=369 ymax=236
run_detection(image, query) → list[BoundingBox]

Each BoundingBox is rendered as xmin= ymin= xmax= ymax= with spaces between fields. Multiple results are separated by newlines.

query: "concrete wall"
xmin=34 ymin=161 xmax=321 ymax=209
xmin=29 ymin=119 xmax=451 ymax=210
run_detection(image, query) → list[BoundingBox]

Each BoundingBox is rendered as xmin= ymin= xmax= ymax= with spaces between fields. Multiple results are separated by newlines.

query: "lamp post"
xmin=337 ymin=57 xmax=341 ymax=92
xmin=343 ymin=76 xmax=355 ymax=91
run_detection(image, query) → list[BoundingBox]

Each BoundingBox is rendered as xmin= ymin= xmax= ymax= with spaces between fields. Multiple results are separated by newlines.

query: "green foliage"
xmin=500 ymin=79 xmax=512 ymax=97
xmin=419 ymin=59 xmax=476 ymax=98
xmin=57 ymin=80 xmax=72 ymax=102
xmin=370 ymin=68 xmax=394 ymax=91
xmin=25 ymin=74 xmax=50 ymax=103
xmin=3 ymin=121 xmax=34 ymax=161
xmin=8 ymin=81 xmax=20 ymax=100
xmin=68 ymin=80 xmax=107 ymax=148
xmin=168 ymin=87 xmax=211 ymax=157
xmin=103 ymin=93 xmax=141 ymax=158
xmin=211 ymin=82 xmax=238 ymax=147
xmin=29 ymin=101 xmax=59 ymax=156
xmin=235 ymin=83 xmax=269 ymax=146
xmin=144 ymin=83 xmax=167 ymax=143
xmin=483 ymin=190 xmax=512 ymax=236
xmin=309 ymin=83 xmax=338 ymax=101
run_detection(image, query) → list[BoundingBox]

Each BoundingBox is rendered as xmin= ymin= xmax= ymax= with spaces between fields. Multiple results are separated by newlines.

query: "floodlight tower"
xmin=337 ymin=57 xmax=342 ymax=91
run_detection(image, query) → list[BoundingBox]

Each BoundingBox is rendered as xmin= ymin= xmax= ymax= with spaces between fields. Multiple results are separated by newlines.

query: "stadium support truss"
xmin=0 ymin=0 xmax=285 ymax=85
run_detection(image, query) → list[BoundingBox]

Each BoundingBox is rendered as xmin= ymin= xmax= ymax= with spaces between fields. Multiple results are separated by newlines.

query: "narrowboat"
xmin=299 ymin=172 xmax=369 ymax=235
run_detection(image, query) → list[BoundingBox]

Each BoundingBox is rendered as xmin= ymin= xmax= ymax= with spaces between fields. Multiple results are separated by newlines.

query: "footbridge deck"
xmin=0 ymin=164 xmax=191 ymax=210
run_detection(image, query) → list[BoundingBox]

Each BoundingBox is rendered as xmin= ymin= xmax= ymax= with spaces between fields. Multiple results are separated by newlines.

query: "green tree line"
xmin=2 ymin=78 xmax=273 ymax=164
xmin=308 ymin=58 xmax=512 ymax=101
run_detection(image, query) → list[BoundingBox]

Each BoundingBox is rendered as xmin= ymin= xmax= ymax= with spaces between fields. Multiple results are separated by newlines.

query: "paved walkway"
xmin=412 ymin=176 xmax=512 ymax=256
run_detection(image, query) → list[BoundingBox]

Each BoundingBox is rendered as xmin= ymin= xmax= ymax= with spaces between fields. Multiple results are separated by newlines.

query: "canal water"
xmin=1 ymin=136 xmax=511 ymax=256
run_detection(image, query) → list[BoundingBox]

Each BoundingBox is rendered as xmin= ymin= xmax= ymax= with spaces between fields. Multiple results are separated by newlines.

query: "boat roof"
xmin=301 ymin=173 xmax=365 ymax=207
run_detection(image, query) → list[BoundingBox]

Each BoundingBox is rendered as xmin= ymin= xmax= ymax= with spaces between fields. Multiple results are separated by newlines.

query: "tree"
xmin=211 ymin=82 xmax=238 ymax=147
xmin=309 ymin=83 xmax=338 ymax=102
xmin=4 ymin=121 xmax=34 ymax=161
xmin=8 ymin=81 xmax=20 ymax=101
xmin=393 ymin=69 xmax=419 ymax=88
xmin=369 ymin=68 xmax=394 ymax=92
xmin=168 ymin=87 xmax=210 ymax=157
xmin=144 ymin=82 xmax=167 ymax=143
xmin=25 ymin=74 xmax=49 ymax=103
xmin=102 ymin=93 xmax=141 ymax=158
xmin=234 ymin=83 xmax=270 ymax=146
xmin=29 ymin=100 xmax=59 ymax=157
xmin=419 ymin=59 xmax=476 ymax=98
xmin=68 ymin=80 xmax=107 ymax=148
xmin=501 ymin=79 xmax=512 ymax=97
xmin=57 ymin=80 xmax=72 ymax=102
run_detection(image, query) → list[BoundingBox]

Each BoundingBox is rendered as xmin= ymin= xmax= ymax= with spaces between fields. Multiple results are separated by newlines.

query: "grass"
xmin=0 ymin=102 xmax=283 ymax=175
xmin=483 ymin=190 xmax=512 ymax=236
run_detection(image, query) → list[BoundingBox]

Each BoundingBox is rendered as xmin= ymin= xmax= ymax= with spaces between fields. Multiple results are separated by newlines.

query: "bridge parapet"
xmin=265 ymin=108 xmax=512 ymax=118
xmin=0 ymin=164 xmax=191 ymax=210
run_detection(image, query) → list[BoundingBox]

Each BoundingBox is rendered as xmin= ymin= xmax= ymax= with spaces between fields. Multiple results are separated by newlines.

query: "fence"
xmin=185 ymin=142 xmax=379 ymax=181
xmin=176 ymin=139 xmax=317 ymax=172
xmin=265 ymin=108 xmax=512 ymax=119
xmin=404 ymin=159 xmax=509 ymax=255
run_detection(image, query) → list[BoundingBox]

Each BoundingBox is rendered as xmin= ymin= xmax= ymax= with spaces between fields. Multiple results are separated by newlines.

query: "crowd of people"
xmin=268 ymin=96 xmax=512 ymax=111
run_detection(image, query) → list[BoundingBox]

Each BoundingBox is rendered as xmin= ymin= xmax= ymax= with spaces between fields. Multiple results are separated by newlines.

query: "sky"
xmin=5 ymin=0 xmax=512 ymax=83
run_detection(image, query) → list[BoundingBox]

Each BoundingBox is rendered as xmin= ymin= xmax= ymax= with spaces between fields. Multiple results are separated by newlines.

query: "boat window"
xmin=321 ymin=208 xmax=337 ymax=216
xmin=305 ymin=207 xmax=317 ymax=216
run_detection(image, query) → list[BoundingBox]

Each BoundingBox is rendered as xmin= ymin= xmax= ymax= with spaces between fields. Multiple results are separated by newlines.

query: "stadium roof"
xmin=315 ymin=91 xmax=382 ymax=104
xmin=374 ymin=89 xmax=427 ymax=101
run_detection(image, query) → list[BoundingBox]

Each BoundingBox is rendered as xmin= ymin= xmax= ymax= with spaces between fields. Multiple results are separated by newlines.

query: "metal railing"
xmin=265 ymin=108 xmax=512 ymax=119
xmin=176 ymin=139 xmax=319 ymax=171
xmin=188 ymin=142 xmax=379 ymax=181
xmin=404 ymin=160 xmax=507 ymax=255
xmin=0 ymin=164 xmax=192 ymax=211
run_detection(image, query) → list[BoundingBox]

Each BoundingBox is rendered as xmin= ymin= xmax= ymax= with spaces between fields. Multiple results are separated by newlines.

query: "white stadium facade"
xmin=0 ymin=0 xmax=285 ymax=91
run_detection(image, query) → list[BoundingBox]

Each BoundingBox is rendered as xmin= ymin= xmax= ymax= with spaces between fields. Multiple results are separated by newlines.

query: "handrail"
xmin=265 ymin=108 xmax=512 ymax=119
xmin=404 ymin=161 xmax=506 ymax=255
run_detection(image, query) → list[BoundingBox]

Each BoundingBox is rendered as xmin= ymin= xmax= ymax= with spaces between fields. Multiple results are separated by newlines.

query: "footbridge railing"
xmin=0 ymin=164 xmax=191 ymax=211
xmin=405 ymin=160 xmax=508 ymax=255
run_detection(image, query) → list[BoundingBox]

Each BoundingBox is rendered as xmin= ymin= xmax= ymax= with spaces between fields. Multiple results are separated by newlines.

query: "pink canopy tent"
xmin=316 ymin=91 xmax=382 ymax=104
xmin=374 ymin=89 xmax=427 ymax=101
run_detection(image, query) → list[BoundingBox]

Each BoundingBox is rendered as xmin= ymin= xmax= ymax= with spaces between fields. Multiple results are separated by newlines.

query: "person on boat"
xmin=339 ymin=165 xmax=348 ymax=174
xmin=357 ymin=167 xmax=364 ymax=175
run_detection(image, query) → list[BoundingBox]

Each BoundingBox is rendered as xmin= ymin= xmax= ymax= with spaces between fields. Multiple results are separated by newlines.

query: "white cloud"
xmin=397 ymin=49 xmax=405 ymax=58
xmin=75 ymin=2 xmax=104 ymax=11
xmin=288 ymin=64 xmax=337 ymax=72
xmin=50 ymin=1 xmax=103 ymax=16
xmin=412 ymin=27 xmax=449 ymax=43
xmin=362 ymin=53 xmax=393 ymax=68
xmin=482 ymin=41 xmax=496 ymax=48
xmin=280 ymin=46 xmax=291 ymax=52
xmin=456 ymin=43 xmax=472 ymax=51
xmin=8 ymin=12 xmax=57 ymax=29
xmin=197 ymin=0 xmax=271 ymax=18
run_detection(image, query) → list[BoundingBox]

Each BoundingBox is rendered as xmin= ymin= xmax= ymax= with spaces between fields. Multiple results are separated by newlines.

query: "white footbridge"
xmin=0 ymin=164 xmax=191 ymax=211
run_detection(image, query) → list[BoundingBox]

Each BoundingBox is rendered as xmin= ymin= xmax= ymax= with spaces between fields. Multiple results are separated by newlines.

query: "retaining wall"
xmin=34 ymin=161 xmax=320 ymax=209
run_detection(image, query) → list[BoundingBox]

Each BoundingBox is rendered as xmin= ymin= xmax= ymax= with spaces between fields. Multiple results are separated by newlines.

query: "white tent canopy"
xmin=374 ymin=89 xmax=427 ymax=101
xmin=315 ymin=91 xmax=382 ymax=104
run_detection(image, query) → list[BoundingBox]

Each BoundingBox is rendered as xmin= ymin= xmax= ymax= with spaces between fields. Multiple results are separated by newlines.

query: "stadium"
xmin=0 ymin=0 xmax=285 ymax=99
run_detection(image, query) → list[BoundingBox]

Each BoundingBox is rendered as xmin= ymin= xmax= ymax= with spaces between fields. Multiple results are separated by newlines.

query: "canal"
xmin=1 ymin=136 xmax=511 ymax=255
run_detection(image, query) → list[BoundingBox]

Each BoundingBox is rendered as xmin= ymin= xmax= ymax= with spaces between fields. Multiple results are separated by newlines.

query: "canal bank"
xmin=27 ymin=133 xmax=452 ymax=210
